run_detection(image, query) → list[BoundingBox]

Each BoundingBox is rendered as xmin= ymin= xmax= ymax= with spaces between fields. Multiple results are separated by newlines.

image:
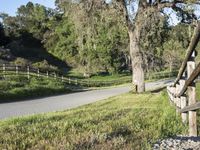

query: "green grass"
xmin=0 ymin=75 xmax=71 ymax=102
xmin=67 ymin=69 xmax=178 ymax=87
xmin=0 ymin=91 xmax=187 ymax=149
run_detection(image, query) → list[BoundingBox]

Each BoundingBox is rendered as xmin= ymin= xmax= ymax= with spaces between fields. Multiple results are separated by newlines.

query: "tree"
xmin=0 ymin=22 xmax=6 ymax=46
xmin=162 ymin=23 xmax=191 ymax=71
xmin=55 ymin=0 xmax=129 ymax=75
xmin=43 ymin=15 xmax=78 ymax=65
xmin=117 ymin=0 xmax=199 ymax=92
xmin=63 ymin=0 xmax=198 ymax=92
xmin=163 ymin=40 xmax=184 ymax=71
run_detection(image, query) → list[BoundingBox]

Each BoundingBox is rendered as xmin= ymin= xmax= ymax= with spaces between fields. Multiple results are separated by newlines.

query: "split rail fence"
xmin=167 ymin=21 xmax=200 ymax=136
xmin=0 ymin=64 xmax=177 ymax=87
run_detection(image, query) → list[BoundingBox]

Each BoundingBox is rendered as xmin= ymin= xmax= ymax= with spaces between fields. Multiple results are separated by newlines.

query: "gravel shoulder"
xmin=153 ymin=136 xmax=200 ymax=150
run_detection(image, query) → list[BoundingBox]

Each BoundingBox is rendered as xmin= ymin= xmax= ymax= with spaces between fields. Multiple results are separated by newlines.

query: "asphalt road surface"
xmin=0 ymin=79 xmax=173 ymax=120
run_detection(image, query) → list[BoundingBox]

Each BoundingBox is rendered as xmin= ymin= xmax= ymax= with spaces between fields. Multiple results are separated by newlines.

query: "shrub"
xmin=32 ymin=60 xmax=58 ymax=72
xmin=14 ymin=57 xmax=29 ymax=67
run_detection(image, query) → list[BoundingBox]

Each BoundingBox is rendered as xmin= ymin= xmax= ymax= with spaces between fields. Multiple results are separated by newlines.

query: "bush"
xmin=14 ymin=57 xmax=29 ymax=67
xmin=32 ymin=60 xmax=58 ymax=72
xmin=0 ymin=75 xmax=70 ymax=102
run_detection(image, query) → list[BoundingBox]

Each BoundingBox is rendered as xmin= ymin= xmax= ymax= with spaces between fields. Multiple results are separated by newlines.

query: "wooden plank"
xmin=179 ymin=102 xmax=200 ymax=113
xmin=177 ymin=62 xmax=200 ymax=97
xmin=187 ymin=59 xmax=197 ymax=136
xmin=174 ymin=22 xmax=200 ymax=86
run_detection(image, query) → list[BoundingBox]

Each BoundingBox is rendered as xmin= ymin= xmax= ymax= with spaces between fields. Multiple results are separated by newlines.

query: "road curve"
xmin=0 ymin=79 xmax=173 ymax=120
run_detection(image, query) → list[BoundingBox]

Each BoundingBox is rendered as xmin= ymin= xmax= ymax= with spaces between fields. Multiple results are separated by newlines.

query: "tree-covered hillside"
xmin=0 ymin=1 xmax=196 ymax=76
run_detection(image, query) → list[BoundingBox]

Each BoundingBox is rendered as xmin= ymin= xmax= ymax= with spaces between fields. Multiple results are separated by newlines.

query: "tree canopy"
xmin=0 ymin=0 xmax=199 ymax=81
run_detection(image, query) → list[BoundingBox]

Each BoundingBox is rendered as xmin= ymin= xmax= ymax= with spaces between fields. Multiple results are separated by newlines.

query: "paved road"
xmin=0 ymin=79 xmax=173 ymax=120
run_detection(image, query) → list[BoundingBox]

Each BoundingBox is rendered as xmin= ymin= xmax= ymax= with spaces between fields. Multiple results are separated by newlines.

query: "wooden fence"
xmin=167 ymin=21 xmax=200 ymax=136
xmin=0 ymin=63 xmax=178 ymax=87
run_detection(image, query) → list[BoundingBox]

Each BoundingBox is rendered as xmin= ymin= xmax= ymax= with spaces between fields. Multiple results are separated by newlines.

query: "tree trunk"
xmin=129 ymin=28 xmax=145 ymax=93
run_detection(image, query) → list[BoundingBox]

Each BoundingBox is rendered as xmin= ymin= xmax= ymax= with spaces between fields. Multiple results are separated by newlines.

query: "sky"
xmin=0 ymin=0 xmax=199 ymax=25
xmin=0 ymin=0 xmax=56 ymax=16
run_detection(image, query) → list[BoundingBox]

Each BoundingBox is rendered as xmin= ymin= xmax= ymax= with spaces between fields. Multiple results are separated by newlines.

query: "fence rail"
xmin=167 ymin=21 xmax=200 ymax=136
xmin=0 ymin=63 xmax=177 ymax=88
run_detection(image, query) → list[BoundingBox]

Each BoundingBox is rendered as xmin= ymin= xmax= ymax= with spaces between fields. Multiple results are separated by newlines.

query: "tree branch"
xmin=116 ymin=0 xmax=133 ymax=30
xmin=153 ymin=0 xmax=198 ymax=23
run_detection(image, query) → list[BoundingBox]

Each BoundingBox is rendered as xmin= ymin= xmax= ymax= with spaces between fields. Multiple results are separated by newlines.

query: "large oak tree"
xmin=72 ymin=0 xmax=199 ymax=92
xmin=115 ymin=0 xmax=199 ymax=92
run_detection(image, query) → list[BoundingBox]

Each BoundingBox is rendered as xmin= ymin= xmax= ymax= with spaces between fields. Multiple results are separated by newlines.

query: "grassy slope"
xmin=0 ymin=91 xmax=186 ymax=149
xmin=0 ymin=75 xmax=71 ymax=102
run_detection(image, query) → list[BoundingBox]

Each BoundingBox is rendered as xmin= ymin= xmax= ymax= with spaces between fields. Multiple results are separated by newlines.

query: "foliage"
xmin=14 ymin=57 xmax=29 ymax=67
xmin=43 ymin=16 xmax=78 ymax=65
xmin=0 ymin=0 xmax=198 ymax=77
xmin=0 ymin=75 xmax=70 ymax=102
xmin=0 ymin=22 xmax=8 ymax=46
xmin=32 ymin=60 xmax=58 ymax=72
xmin=0 ymin=91 xmax=186 ymax=149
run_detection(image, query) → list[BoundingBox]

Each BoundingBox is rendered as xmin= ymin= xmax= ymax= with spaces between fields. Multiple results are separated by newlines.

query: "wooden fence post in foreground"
xmin=187 ymin=51 xmax=197 ymax=136
xmin=180 ymin=73 xmax=187 ymax=124
xmin=171 ymin=87 xmax=175 ymax=104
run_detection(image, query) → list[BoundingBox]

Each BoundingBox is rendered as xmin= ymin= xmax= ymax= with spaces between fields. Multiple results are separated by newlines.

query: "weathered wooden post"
xmin=170 ymin=87 xmax=175 ymax=104
xmin=54 ymin=72 xmax=56 ymax=79
xmin=61 ymin=76 xmax=64 ymax=82
xmin=176 ymin=84 xmax=178 ymax=107
xmin=68 ymin=77 xmax=71 ymax=84
xmin=167 ymin=86 xmax=173 ymax=105
xmin=16 ymin=65 xmax=18 ymax=75
xmin=3 ymin=64 xmax=5 ymax=78
xmin=180 ymin=72 xmax=187 ymax=124
xmin=177 ymin=83 xmax=182 ymax=108
xmin=174 ymin=84 xmax=181 ymax=114
xmin=187 ymin=51 xmax=197 ymax=136
xmin=46 ymin=71 xmax=49 ymax=78
xmin=27 ymin=66 xmax=30 ymax=79
xmin=37 ymin=69 xmax=40 ymax=77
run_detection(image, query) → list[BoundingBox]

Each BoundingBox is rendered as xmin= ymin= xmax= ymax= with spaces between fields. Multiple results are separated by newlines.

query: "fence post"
xmin=54 ymin=72 xmax=56 ymax=79
xmin=27 ymin=66 xmax=30 ymax=79
xmin=175 ymin=84 xmax=181 ymax=113
xmin=187 ymin=51 xmax=197 ymax=136
xmin=178 ymin=84 xmax=182 ymax=108
xmin=46 ymin=71 xmax=49 ymax=78
xmin=68 ymin=77 xmax=71 ymax=84
xmin=170 ymin=86 xmax=175 ymax=104
xmin=37 ymin=69 xmax=40 ymax=77
xmin=180 ymin=75 xmax=187 ymax=124
xmin=76 ymin=79 xmax=78 ymax=85
xmin=62 ymin=76 xmax=64 ymax=82
xmin=3 ymin=64 xmax=5 ymax=78
xmin=16 ymin=65 xmax=18 ymax=75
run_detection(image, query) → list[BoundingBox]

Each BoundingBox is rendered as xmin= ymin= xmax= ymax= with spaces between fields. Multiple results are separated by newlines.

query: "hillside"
xmin=0 ymin=91 xmax=186 ymax=149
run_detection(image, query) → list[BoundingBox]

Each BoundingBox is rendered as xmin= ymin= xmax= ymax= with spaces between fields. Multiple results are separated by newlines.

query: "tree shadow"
xmin=6 ymin=31 xmax=69 ymax=71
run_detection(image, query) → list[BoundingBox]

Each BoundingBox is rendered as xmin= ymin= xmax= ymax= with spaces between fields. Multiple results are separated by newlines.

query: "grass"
xmin=0 ymin=91 xmax=187 ymax=149
xmin=67 ymin=69 xmax=177 ymax=87
xmin=0 ymin=75 xmax=71 ymax=102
